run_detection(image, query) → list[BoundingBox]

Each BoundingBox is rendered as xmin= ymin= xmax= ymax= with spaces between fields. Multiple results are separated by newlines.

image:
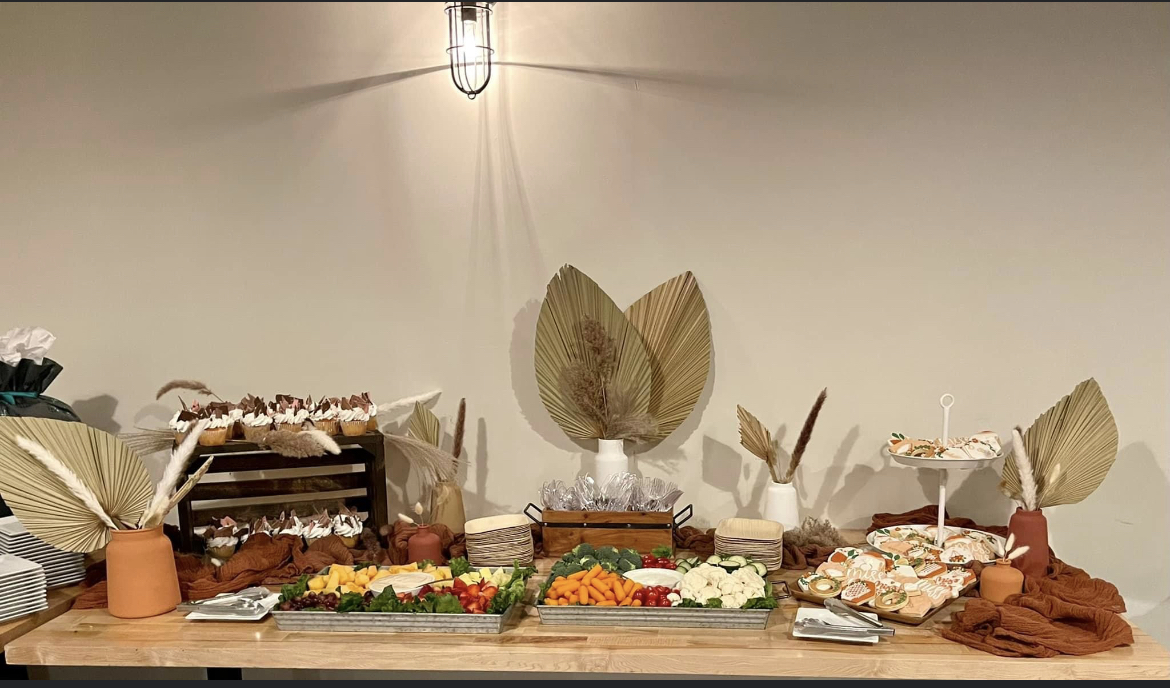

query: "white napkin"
xmin=0 ymin=327 xmax=56 ymax=366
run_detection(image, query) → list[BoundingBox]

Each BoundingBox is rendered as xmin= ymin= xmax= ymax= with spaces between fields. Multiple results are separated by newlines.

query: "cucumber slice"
xmin=687 ymin=557 xmax=701 ymax=566
xmin=719 ymin=561 xmax=741 ymax=571
xmin=705 ymin=555 xmax=723 ymax=565
xmin=751 ymin=562 xmax=767 ymax=576
xmin=729 ymin=556 xmax=748 ymax=567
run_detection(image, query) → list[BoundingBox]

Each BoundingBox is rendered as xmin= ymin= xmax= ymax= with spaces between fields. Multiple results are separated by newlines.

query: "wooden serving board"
xmin=791 ymin=580 xmax=977 ymax=626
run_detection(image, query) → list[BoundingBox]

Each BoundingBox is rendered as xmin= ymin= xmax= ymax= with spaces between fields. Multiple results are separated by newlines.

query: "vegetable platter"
xmin=536 ymin=547 xmax=779 ymax=630
xmin=272 ymin=558 xmax=536 ymax=634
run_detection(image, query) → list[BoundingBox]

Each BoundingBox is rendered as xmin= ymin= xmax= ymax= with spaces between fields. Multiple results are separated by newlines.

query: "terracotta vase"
xmin=407 ymin=524 xmax=444 ymax=564
xmin=106 ymin=526 xmax=181 ymax=619
xmin=1008 ymin=507 xmax=1049 ymax=579
xmin=431 ymin=481 xmax=466 ymax=535
xmin=980 ymin=558 xmax=1025 ymax=603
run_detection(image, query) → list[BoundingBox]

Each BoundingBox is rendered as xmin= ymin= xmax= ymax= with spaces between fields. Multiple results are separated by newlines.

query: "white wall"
xmin=2 ymin=2 xmax=1167 ymax=642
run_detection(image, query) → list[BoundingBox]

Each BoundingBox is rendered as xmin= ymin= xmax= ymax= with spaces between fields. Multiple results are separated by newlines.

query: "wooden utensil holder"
xmin=525 ymin=504 xmax=692 ymax=558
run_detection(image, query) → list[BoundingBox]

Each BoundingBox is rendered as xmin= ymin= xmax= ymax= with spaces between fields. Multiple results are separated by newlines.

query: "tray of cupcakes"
xmin=200 ymin=507 xmax=366 ymax=564
xmin=169 ymin=393 xmax=382 ymax=447
xmin=791 ymin=547 xmax=977 ymax=625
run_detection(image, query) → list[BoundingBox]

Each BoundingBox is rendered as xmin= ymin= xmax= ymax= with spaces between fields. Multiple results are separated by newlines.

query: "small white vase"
xmin=595 ymin=438 xmax=629 ymax=486
xmin=763 ymin=481 xmax=799 ymax=530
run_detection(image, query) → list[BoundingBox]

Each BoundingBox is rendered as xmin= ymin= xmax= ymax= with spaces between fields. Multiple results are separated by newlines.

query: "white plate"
xmin=185 ymin=593 xmax=280 ymax=622
xmin=621 ymin=568 xmax=684 ymax=589
xmin=0 ymin=603 xmax=49 ymax=624
xmin=793 ymin=608 xmax=881 ymax=644
xmin=867 ymin=524 xmax=1005 ymax=564
xmin=884 ymin=447 xmax=1003 ymax=471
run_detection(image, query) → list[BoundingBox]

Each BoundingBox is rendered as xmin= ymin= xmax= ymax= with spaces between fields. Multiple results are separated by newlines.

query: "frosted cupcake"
xmin=228 ymin=405 xmax=245 ymax=440
xmin=205 ymin=519 xmax=239 ymax=561
xmin=304 ymin=511 xmax=333 ymax=547
xmin=338 ymin=398 xmax=369 ymax=437
xmin=245 ymin=515 xmax=274 ymax=543
xmin=168 ymin=409 xmax=198 ymax=444
xmin=277 ymin=511 xmax=305 ymax=540
xmin=198 ymin=409 xmax=232 ymax=446
xmin=273 ymin=398 xmax=309 ymax=432
xmin=332 ymin=506 xmax=364 ymax=547
xmin=242 ymin=407 xmax=273 ymax=442
xmin=361 ymin=392 xmax=378 ymax=432
xmin=310 ymin=398 xmax=341 ymax=436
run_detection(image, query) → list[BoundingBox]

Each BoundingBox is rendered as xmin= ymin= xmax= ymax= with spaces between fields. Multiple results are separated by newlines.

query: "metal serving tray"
xmin=536 ymin=604 xmax=772 ymax=630
xmin=272 ymin=600 xmax=522 ymax=634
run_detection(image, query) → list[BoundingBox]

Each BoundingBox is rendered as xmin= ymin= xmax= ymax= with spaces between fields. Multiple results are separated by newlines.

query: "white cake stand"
xmin=885 ymin=394 xmax=1003 ymax=548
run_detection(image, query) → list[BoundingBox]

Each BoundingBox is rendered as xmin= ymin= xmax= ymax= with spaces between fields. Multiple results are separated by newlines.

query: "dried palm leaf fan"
xmin=535 ymin=265 xmax=653 ymax=439
xmin=1000 ymin=378 xmax=1119 ymax=508
xmin=737 ymin=389 xmax=828 ymax=485
xmin=0 ymin=417 xmax=153 ymax=551
xmin=0 ymin=417 xmax=213 ymax=553
xmin=407 ymin=402 xmax=443 ymax=447
xmin=623 ymin=271 xmax=711 ymax=441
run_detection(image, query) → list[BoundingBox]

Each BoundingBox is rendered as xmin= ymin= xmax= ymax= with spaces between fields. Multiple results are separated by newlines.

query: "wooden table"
xmin=5 ymin=566 xmax=1166 ymax=680
xmin=0 ymin=586 xmax=83 ymax=679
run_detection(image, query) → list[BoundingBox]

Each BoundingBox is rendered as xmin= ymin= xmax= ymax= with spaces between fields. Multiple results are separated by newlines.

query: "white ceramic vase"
xmin=763 ymin=481 xmax=799 ymax=530
xmin=595 ymin=438 xmax=629 ymax=486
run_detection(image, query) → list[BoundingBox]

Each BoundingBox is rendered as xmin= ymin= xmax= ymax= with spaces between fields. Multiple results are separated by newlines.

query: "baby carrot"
xmin=589 ymin=586 xmax=607 ymax=604
xmin=558 ymin=598 xmax=569 ymax=606
xmin=604 ymin=590 xmax=615 ymax=601
xmin=557 ymin=580 xmax=581 ymax=594
xmin=618 ymin=597 xmax=632 ymax=606
xmin=544 ymin=597 xmax=557 ymax=606
xmin=632 ymin=599 xmax=642 ymax=607
xmin=548 ymin=588 xmax=561 ymax=600
xmin=582 ymin=564 xmax=603 ymax=586
xmin=613 ymin=580 xmax=626 ymax=602
xmin=568 ymin=570 xmax=588 ymax=581
xmin=577 ymin=588 xmax=589 ymax=605
xmin=592 ymin=579 xmax=611 ymax=593
xmin=597 ymin=600 xmax=617 ymax=606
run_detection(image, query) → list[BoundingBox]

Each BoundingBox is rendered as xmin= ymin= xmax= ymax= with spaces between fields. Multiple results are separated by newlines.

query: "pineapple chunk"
xmin=307 ymin=576 xmax=326 ymax=592
xmin=478 ymin=567 xmax=493 ymax=580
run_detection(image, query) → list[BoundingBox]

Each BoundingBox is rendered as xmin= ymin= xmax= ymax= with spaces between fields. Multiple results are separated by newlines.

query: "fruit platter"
xmin=536 ymin=545 xmax=779 ymax=629
xmin=791 ymin=546 xmax=977 ymax=626
xmin=271 ymin=557 xmax=536 ymax=634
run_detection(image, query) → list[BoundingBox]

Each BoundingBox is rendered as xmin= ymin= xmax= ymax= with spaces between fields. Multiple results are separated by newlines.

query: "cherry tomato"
xmin=646 ymin=592 xmax=659 ymax=606
xmin=658 ymin=596 xmax=672 ymax=607
xmin=632 ymin=589 xmax=645 ymax=602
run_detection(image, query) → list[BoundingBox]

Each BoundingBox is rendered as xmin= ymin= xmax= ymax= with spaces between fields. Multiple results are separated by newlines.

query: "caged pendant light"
xmin=446 ymin=2 xmax=495 ymax=99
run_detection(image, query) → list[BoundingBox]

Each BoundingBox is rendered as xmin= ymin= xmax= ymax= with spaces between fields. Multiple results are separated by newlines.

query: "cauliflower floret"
xmin=720 ymin=591 xmax=748 ymax=608
xmin=680 ymin=565 xmax=734 ymax=604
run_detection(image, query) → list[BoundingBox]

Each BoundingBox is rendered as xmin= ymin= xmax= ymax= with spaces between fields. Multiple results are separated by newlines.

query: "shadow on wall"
xmin=701 ymin=436 xmax=772 ymax=520
xmin=70 ymin=394 xmax=120 ymax=434
xmin=807 ymin=424 xmax=860 ymax=518
xmin=1055 ymin=442 xmax=1169 ymax=638
xmin=172 ymin=66 xmax=449 ymax=131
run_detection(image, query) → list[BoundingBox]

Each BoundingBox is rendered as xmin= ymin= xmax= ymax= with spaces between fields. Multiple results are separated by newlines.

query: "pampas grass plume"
xmin=1011 ymin=426 xmax=1039 ymax=510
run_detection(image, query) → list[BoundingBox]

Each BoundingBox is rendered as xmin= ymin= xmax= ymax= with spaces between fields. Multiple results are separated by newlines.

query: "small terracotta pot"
xmin=1008 ymin=507 xmax=1049 ymax=579
xmin=980 ymin=558 xmax=1025 ymax=603
xmin=407 ymin=525 xmax=444 ymax=564
xmin=106 ymin=526 xmax=181 ymax=619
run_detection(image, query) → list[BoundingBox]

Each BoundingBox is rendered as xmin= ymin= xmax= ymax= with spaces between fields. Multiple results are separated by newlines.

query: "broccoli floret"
xmin=617 ymin=559 xmax=637 ymax=573
xmin=619 ymin=549 xmax=641 ymax=566
xmin=595 ymin=545 xmax=619 ymax=562
xmin=550 ymin=561 xmax=583 ymax=579
xmin=579 ymin=556 xmax=598 ymax=570
xmin=561 ymin=551 xmax=577 ymax=562
xmin=572 ymin=543 xmax=595 ymax=558
xmin=599 ymin=561 xmax=619 ymax=572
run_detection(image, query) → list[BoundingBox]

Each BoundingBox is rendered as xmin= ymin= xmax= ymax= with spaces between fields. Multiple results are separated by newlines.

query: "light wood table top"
xmin=6 ymin=555 xmax=1167 ymax=679
xmin=0 ymin=586 xmax=84 ymax=653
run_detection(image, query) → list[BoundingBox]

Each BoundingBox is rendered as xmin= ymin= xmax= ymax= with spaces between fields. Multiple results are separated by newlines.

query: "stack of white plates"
xmin=0 ymin=554 xmax=48 ymax=623
xmin=714 ymin=517 xmax=784 ymax=572
xmin=464 ymin=514 xmax=534 ymax=567
xmin=0 ymin=516 xmax=86 ymax=588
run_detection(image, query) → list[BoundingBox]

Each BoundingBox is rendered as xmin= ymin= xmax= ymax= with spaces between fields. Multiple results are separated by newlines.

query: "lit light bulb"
xmin=462 ymin=19 xmax=478 ymax=55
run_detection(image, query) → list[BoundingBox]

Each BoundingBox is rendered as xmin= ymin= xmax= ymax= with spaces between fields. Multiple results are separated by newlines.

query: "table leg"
xmin=206 ymin=667 xmax=242 ymax=680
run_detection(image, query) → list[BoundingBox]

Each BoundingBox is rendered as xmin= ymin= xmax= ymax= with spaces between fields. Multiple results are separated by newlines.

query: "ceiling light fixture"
xmin=446 ymin=2 xmax=495 ymax=99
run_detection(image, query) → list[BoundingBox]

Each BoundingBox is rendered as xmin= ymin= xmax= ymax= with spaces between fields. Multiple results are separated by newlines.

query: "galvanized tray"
xmin=272 ymin=601 xmax=522 ymax=634
xmin=536 ymin=604 xmax=772 ymax=629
